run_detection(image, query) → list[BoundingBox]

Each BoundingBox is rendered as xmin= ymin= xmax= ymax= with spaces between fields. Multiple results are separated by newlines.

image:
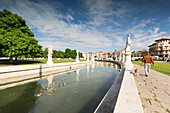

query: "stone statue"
xmin=124 ymin=35 xmax=133 ymax=69
xmin=48 ymin=45 xmax=53 ymax=55
xmin=125 ymin=34 xmax=131 ymax=52
xmin=46 ymin=45 xmax=53 ymax=65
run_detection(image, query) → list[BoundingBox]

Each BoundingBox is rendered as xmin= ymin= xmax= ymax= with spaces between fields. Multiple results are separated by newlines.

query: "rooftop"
xmin=148 ymin=43 xmax=156 ymax=47
xmin=155 ymin=38 xmax=170 ymax=41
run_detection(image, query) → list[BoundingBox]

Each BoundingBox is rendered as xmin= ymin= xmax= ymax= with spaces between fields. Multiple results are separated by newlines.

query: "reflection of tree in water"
xmin=0 ymin=82 xmax=42 ymax=113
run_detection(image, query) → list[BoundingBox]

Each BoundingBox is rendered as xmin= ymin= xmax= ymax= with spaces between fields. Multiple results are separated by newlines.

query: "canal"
xmin=0 ymin=62 xmax=120 ymax=113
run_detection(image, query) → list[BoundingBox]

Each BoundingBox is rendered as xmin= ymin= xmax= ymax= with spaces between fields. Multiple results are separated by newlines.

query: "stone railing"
xmin=0 ymin=61 xmax=92 ymax=90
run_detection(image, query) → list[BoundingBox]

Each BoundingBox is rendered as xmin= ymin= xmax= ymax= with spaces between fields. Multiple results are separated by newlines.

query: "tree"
xmin=71 ymin=50 xmax=76 ymax=58
xmin=57 ymin=51 xmax=65 ymax=58
xmin=79 ymin=52 xmax=83 ymax=58
xmin=0 ymin=9 xmax=42 ymax=62
xmin=42 ymin=48 xmax=48 ymax=58
xmin=65 ymin=48 xmax=72 ymax=58
xmin=52 ymin=50 xmax=58 ymax=58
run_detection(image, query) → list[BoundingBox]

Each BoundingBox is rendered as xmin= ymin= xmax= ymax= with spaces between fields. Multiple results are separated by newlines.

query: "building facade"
xmin=148 ymin=38 xmax=170 ymax=58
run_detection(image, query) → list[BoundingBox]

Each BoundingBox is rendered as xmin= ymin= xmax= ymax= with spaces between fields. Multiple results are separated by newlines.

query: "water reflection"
xmin=47 ymin=75 xmax=54 ymax=86
xmin=0 ymin=82 xmax=43 ymax=113
xmin=0 ymin=62 xmax=120 ymax=113
xmin=91 ymin=63 xmax=95 ymax=72
xmin=46 ymin=75 xmax=56 ymax=95
xmin=76 ymin=69 xmax=80 ymax=83
xmin=86 ymin=65 xmax=89 ymax=76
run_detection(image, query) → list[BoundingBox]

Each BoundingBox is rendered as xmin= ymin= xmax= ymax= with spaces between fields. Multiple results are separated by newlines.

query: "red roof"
xmin=132 ymin=51 xmax=143 ymax=54
xmin=96 ymin=51 xmax=104 ymax=53
xmin=114 ymin=50 xmax=123 ymax=53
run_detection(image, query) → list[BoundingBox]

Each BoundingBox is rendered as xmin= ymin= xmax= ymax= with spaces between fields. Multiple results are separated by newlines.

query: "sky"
xmin=0 ymin=0 xmax=170 ymax=53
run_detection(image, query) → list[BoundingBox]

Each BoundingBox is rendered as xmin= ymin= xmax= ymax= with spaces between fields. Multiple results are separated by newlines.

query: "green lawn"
xmin=0 ymin=59 xmax=86 ymax=67
xmin=132 ymin=61 xmax=170 ymax=76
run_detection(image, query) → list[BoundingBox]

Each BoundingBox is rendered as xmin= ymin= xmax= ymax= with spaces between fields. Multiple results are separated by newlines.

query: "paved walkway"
xmin=133 ymin=64 xmax=170 ymax=113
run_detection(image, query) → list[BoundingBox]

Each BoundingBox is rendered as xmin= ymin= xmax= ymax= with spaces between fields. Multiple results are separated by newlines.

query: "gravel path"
xmin=133 ymin=64 xmax=170 ymax=113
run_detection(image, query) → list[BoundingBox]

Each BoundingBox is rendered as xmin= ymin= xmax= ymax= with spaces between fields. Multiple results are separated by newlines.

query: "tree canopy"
xmin=0 ymin=9 xmax=42 ymax=62
xmin=42 ymin=48 xmax=83 ymax=58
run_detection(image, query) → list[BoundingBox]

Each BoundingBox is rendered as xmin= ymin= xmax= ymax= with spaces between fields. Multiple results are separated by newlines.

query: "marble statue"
xmin=48 ymin=45 xmax=53 ymax=55
xmin=46 ymin=45 xmax=54 ymax=65
xmin=125 ymin=34 xmax=131 ymax=52
xmin=124 ymin=35 xmax=133 ymax=69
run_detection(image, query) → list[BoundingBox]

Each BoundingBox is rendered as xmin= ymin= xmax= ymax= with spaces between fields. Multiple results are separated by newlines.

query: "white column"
xmin=76 ymin=49 xmax=79 ymax=63
xmin=111 ymin=54 xmax=114 ymax=61
xmin=91 ymin=54 xmax=95 ymax=62
xmin=87 ymin=53 xmax=89 ymax=62
xmin=106 ymin=54 xmax=108 ymax=60
xmin=115 ymin=53 xmax=118 ymax=61
xmin=119 ymin=52 xmax=122 ymax=61
xmin=122 ymin=50 xmax=125 ymax=62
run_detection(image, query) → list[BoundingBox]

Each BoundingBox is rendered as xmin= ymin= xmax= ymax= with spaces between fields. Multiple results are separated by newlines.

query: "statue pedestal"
xmin=76 ymin=58 xmax=79 ymax=63
xmin=46 ymin=54 xmax=53 ymax=65
xmin=124 ymin=51 xmax=133 ymax=70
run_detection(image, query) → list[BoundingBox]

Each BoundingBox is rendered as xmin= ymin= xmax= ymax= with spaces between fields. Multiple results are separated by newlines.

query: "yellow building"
xmin=148 ymin=38 xmax=170 ymax=58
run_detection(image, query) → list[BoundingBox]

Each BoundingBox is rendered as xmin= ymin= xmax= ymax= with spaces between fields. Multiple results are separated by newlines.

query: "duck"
xmin=35 ymin=93 xmax=42 ymax=97
xmin=45 ymin=87 xmax=49 ymax=90
xmin=62 ymin=83 xmax=67 ymax=86
xmin=49 ymin=90 xmax=55 ymax=93
xmin=61 ymin=79 xmax=65 ymax=81
xmin=58 ymin=83 xmax=63 ymax=87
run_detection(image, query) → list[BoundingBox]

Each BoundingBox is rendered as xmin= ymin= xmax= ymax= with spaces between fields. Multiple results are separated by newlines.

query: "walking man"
xmin=142 ymin=52 xmax=155 ymax=77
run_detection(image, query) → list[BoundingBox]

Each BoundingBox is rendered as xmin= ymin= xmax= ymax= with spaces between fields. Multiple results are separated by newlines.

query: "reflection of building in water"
xmin=87 ymin=65 xmax=89 ymax=76
xmin=91 ymin=63 xmax=95 ymax=72
xmin=106 ymin=62 xmax=109 ymax=67
xmin=95 ymin=62 xmax=99 ymax=67
xmin=96 ymin=62 xmax=104 ymax=68
xmin=115 ymin=64 xmax=118 ymax=70
xmin=110 ymin=63 xmax=114 ymax=69
xmin=76 ymin=69 xmax=80 ymax=83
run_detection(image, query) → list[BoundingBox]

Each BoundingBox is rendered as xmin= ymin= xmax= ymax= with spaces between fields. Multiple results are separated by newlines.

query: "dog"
xmin=135 ymin=68 xmax=139 ymax=76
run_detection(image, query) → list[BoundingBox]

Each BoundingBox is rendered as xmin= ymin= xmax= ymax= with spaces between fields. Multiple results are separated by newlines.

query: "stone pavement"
xmin=133 ymin=64 xmax=170 ymax=113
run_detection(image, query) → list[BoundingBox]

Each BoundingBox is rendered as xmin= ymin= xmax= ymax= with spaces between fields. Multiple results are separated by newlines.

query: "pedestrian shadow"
xmin=139 ymin=73 xmax=145 ymax=77
xmin=132 ymin=72 xmax=145 ymax=77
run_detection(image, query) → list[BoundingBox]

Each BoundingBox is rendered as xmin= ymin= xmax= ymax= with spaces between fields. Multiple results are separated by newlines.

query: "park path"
xmin=133 ymin=64 xmax=170 ymax=113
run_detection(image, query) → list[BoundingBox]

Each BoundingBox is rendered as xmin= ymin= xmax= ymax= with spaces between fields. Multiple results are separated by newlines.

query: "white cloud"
xmin=154 ymin=28 xmax=160 ymax=34
xmin=84 ymin=0 xmax=133 ymax=27
xmin=65 ymin=15 xmax=74 ymax=22
xmin=2 ymin=0 xmax=113 ymax=51
xmin=1 ymin=0 xmax=169 ymax=52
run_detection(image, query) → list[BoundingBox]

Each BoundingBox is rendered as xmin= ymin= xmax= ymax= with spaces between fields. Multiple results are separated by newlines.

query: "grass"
xmin=142 ymin=104 xmax=146 ymax=108
xmin=132 ymin=61 xmax=170 ymax=76
xmin=166 ymin=109 xmax=170 ymax=113
xmin=0 ymin=59 xmax=86 ymax=67
xmin=145 ymin=98 xmax=152 ymax=101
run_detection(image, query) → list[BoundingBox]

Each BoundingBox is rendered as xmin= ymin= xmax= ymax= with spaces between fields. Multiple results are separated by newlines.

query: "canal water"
xmin=0 ymin=62 xmax=120 ymax=113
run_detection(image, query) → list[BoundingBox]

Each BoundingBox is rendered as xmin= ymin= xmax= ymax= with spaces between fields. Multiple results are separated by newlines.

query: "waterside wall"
xmin=94 ymin=60 xmax=144 ymax=113
xmin=0 ymin=61 xmax=92 ymax=90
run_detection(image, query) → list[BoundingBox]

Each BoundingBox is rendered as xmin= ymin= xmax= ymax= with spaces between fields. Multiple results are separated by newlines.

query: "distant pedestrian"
xmin=142 ymin=52 xmax=155 ymax=77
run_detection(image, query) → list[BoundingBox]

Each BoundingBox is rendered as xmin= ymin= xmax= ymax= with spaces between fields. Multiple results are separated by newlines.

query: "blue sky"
xmin=0 ymin=0 xmax=170 ymax=53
